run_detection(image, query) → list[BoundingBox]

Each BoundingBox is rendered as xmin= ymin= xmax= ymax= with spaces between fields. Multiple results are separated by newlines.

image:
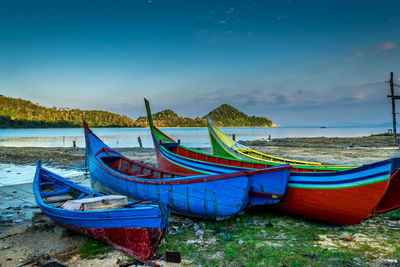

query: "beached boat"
xmin=33 ymin=161 xmax=167 ymax=261
xmin=84 ymin=121 xmax=291 ymax=219
xmin=144 ymin=98 xmax=400 ymax=224
xmin=206 ymin=116 xmax=356 ymax=169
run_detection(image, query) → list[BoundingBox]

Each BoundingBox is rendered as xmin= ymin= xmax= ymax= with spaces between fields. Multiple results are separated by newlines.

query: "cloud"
xmin=352 ymin=93 xmax=367 ymax=101
xmin=276 ymin=94 xmax=295 ymax=104
xmin=274 ymin=15 xmax=287 ymax=20
xmin=370 ymin=42 xmax=396 ymax=51
xmin=226 ymin=7 xmax=234 ymax=14
xmin=353 ymin=41 xmax=396 ymax=57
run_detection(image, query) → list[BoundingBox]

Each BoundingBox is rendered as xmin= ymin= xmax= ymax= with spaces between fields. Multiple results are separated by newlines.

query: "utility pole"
xmin=386 ymin=72 xmax=400 ymax=144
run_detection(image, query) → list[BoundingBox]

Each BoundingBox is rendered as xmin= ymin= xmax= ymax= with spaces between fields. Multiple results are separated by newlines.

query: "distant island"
xmin=136 ymin=104 xmax=274 ymax=127
xmin=0 ymin=95 xmax=275 ymax=128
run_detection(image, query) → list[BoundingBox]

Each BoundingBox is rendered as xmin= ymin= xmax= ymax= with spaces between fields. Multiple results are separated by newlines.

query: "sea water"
xmin=0 ymin=126 xmax=390 ymax=186
xmin=0 ymin=126 xmax=391 ymax=148
xmin=0 ymin=163 xmax=83 ymax=186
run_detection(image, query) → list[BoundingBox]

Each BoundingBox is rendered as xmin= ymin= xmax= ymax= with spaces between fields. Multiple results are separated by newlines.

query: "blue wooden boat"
xmin=84 ymin=121 xmax=291 ymax=219
xmin=33 ymin=161 xmax=167 ymax=261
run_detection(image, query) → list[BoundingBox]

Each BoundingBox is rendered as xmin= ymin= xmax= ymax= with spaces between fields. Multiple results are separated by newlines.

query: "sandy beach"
xmin=1 ymin=136 xmax=400 ymax=266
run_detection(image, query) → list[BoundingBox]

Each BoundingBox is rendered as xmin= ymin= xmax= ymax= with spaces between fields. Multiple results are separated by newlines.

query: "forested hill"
xmin=0 ymin=95 xmax=135 ymax=128
xmin=136 ymin=109 xmax=206 ymax=127
xmin=136 ymin=104 xmax=274 ymax=127
xmin=0 ymin=95 xmax=274 ymax=128
xmin=206 ymin=104 xmax=273 ymax=127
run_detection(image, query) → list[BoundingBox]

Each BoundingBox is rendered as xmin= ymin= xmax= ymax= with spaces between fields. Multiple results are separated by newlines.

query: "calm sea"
xmin=0 ymin=126 xmax=391 ymax=148
xmin=0 ymin=126 xmax=390 ymax=186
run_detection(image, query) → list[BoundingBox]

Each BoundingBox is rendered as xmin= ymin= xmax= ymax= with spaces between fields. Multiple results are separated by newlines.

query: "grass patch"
xmin=79 ymin=237 xmax=113 ymax=259
xmin=161 ymin=207 xmax=400 ymax=266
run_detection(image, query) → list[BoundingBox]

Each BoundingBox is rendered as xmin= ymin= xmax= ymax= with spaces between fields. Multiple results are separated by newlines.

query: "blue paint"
xmin=33 ymin=161 xmax=167 ymax=229
xmin=84 ymin=124 xmax=291 ymax=219
xmin=85 ymin=127 xmax=251 ymax=219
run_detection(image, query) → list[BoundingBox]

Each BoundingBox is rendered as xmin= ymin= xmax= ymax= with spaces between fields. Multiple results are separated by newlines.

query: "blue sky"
xmin=0 ymin=0 xmax=399 ymax=126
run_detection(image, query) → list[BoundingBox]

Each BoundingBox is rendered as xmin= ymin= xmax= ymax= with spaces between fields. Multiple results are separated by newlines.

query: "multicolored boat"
xmin=84 ymin=121 xmax=291 ymax=219
xmin=144 ymin=98 xmax=400 ymax=225
xmin=33 ymin=161 xmax=167 ymax=261
xmin=207 ymin=116 xmax=358 ymax=169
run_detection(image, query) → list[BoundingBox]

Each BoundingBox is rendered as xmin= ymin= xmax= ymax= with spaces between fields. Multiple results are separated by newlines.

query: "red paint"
xmin=61 ymin=224 xmax=164 ymax=260
xmin=277 ymin=180 xmax=391 ymax=225
xmin=144 ymin=101 xmax=400 ymax=224
xmin=85 ymin=123 xmax=288 ymax=185
xmin=151 ymin=126 xmax=400 ymax=224
xmin=375 ymin=170 xmax=400 ymax=213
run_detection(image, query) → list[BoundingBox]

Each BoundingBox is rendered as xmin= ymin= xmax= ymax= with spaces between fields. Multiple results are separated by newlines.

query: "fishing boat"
xmin=206 ymin=116 xmax=356 ymax=169
xmin=84 ymin=121 xmax=291 ymax=219
xmin=33 ymin=161 xmax=167 ymax=261
xmin=144 ymin=98 xmax=400 ymax=225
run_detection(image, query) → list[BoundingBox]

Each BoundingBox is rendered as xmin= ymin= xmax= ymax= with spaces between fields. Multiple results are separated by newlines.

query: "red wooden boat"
xmin=144 ymin=98 xmax=400 ymax=224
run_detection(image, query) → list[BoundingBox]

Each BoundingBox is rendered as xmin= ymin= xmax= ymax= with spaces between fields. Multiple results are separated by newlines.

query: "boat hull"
xmin=84 ymin=122 xmax=260 ymax=220
xmin=34 ymin=163 xmax=166 ymax=261
xmin=277 ymin=180 xmax=391 ymax=225
xmin=61 ymin=224 xmax=163 ymax=260
xmin=144 ymin=99 xmax=400 ymax=225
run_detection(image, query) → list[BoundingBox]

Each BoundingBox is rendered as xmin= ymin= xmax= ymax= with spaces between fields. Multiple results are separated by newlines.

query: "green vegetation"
xmin=161 ymin=207 xmax=400 ymax=266
xmin=206 ymin=104 xmax=273 ymax=127
xmin=79 ymin=238 xmax=113 ymax=259
xmin=0 ymin=94 xmax=274 ymax=128
xmin=0 ymin=95 xmax=135 ymax=128
xmin=136 ymin=109 xmax=206 ymax=127
xmin=136 ymin=104 xmax=273 ymax=127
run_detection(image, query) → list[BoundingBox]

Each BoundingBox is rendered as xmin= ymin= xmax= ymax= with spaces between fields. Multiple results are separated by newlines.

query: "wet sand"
xmin=1 ymin=136 xmax=399 ymax=266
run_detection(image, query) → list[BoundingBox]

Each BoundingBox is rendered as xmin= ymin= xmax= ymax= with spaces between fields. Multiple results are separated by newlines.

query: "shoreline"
xmin=0 ymin=135 xmax=398 ymax=168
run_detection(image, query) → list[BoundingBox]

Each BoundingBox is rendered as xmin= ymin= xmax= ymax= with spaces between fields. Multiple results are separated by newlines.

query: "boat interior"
xmin=102 ymin=156 xmax=185 ymax=179
xmin=39 ymin=171 xmax=133 ymax=210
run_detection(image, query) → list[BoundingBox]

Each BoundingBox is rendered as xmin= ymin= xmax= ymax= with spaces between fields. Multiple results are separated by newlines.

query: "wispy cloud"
xmin=226 ymin=7 xmax=234 ymax=14
xmin=370 ymin=42 xmax=396 ymax=51
xmin=353 ymin=41 xmax=396 ymax=57
xmin=351 ymin=93 xmax=367 ymax=101
xmin=274 ymin=15 xmax=287 ymax=20
xmin=276 ymin=93 xmax=295 ymax=104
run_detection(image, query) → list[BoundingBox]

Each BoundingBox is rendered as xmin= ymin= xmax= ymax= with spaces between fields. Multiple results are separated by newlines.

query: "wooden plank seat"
xmin=61 ymin=195 xmax=128 ymax=211
xmin=44 ymin=194 xmax=74 ymax=203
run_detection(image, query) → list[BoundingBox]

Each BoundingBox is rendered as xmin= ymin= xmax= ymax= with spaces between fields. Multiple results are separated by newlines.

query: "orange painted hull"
xmin=277 ymin=179 xmax=391 ymax=225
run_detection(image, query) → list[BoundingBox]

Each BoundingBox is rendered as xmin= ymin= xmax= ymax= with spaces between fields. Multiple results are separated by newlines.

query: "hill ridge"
xmin=0 ymin=95 xmax=275 ymax=128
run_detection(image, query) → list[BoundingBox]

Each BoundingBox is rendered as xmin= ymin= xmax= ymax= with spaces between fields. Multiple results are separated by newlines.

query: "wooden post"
xmin=389 ymin=72 xmax=397 ymax=144
xmin=138 ymin=136 xmax=143 ymax=148
xmin=232 ymin=134 xmax=236 ymax=141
